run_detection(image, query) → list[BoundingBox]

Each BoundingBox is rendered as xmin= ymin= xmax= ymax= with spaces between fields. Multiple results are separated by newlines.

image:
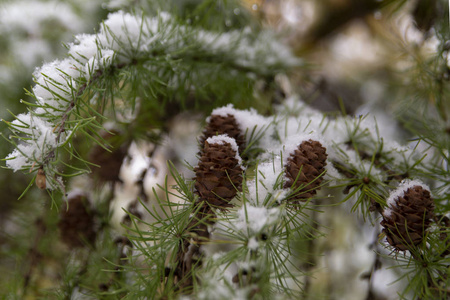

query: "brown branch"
xmin=39 ymin=61 xmax=135 ymax=171
xmin=172 ymin=202 xmax=213 ymax=293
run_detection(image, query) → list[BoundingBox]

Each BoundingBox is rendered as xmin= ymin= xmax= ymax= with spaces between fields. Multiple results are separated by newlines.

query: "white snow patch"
xmin=209 ymin=104 xmax=239 ymax=119
xmin=236 ymin=204 xmax=283 ymax=234
xmin=209 ymin=104 xmax=272 ymax=146
xmin=6 ymin=113 xmax=63 ymax=172
xmin=66 ymin=188 xmax=86 ymax=199
xmin=68 ymin=34 xmax=100 ymax=65
xmin=247 ymin=237 xmax=259 ymax=250
xmin=281 ymin=132 xmax=327 ymax=166
xmin=33 ymin=58 xmax=81 ymax=111
xmin=5 ymin=149 xmax=28 ymax=172
xmin=121 ymin=141 xmax=153 ymax=182
xmin=206 ymin=134 xmax=243 ymax=167
xmin=246 ymin=156 xmax=286 ymax=206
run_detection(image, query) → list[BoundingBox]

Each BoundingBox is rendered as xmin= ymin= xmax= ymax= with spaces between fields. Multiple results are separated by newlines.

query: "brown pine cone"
xmin=381 ymin=185 xmax=435 ymax=251
xmin=194 ymin=136 xmax=244 ymax=209
xmin=199 ymin=114 xmax=246 ymax=155
xmin=89 ymin=130 xmax=127 ymax=182
xmin=284 ymin=139 xmax=328 ymax=203
xmin=58 ymin=193 xmax=97 ymax=248
xmin=176 ymin=136 xmax=243 ymax=291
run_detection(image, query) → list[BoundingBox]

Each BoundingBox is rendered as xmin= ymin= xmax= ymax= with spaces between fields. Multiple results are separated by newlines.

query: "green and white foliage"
xmin=121 ymin=97 xmax=448 ymax=298
xmin=3 ymin=8 xmax=300 ymax=193
xmin=2 ymin=0 xmax=450 ymax=299
xmin=0 ymin=0 xmax=105 ymax=118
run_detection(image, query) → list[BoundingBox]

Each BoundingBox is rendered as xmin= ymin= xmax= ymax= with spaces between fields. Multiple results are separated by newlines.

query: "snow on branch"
xmin=3 ymin=10 xmax=300 ymax=190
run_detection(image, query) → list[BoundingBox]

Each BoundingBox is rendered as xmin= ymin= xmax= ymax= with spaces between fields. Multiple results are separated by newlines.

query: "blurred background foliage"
xmin=1 ymin=0 xmax=449 ymax=298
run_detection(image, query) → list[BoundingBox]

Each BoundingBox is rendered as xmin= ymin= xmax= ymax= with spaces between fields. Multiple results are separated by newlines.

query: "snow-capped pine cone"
xmin=199 ymin=114 xmax=246 ymax=155
xmin=194 ymin=140 xmax=243 ymax=208
xmin=89 ymin=130 xmax=127 ymax=182
xmin=58 ymin=194 xmax=96 ymax=248
xmin=284 ymin=140 xmax=328 ymax=203
xmin=381 ymin=185 xmax=435 ymax=251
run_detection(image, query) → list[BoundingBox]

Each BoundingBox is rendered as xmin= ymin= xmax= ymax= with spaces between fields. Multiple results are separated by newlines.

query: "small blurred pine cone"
xmin=194 ymin=138 xmax=244 ymax=209
xmin=89 ymin=130 xmax=127 ymax=182
xmin=58 ymin=194 xmax=97 ymax=248
xmin=199 ymin=114 xmax=246 ymax=155
xmin=381 ymin=185 xmax=435 ymax=251
xmin=284 ymin=139 xmax=328 ymax=203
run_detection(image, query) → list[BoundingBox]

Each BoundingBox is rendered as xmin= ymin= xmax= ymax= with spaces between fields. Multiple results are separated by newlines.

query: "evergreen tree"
xmin=1 ymin=0 xmax=450 ymax=299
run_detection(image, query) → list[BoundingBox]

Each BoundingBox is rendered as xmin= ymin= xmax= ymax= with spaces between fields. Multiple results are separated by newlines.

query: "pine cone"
xmin=58 ymin=194 xmax=96 ymax=248
xmin=284 ymin=139 xmax=328 ymax=203
xmin=194 ymin=137 xmax=243 ymax=208
xmin=199 ymin=114 xmax=246 ymax=155
xmin=381 ymin=185 xmax=435 ymax=251
xmin=177 ymin=136 xmax=243 ymax=291
xmin=89 ymin=130 xmax=127 ymax=182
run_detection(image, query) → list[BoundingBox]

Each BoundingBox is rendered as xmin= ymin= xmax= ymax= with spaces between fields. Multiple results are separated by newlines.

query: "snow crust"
xmin=196 ymin=260 xmax=248 ymax=300
xmin=245 ymin=157 xmax=287 ymax=206
xmin=206 ymin=134 xmax=239 ymax=154
xmin=383 ymin=179 xmax=430 ymax=218
xmin=206 ymin=134 xmax=243 ymax=167
xmin=6 ymin=113 xmax=64 ymax=172
xmin=209 ymin=104 xmax=273 ymax=145
xmin=281 ymin=133 xmax=327 ymax=166
xmin=236 ymin=204 xmax=283 ymax=237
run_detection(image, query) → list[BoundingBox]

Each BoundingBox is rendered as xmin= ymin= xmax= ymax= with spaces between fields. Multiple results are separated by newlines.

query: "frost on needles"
xmin=3 ymin=10 xmax=301 ymax=191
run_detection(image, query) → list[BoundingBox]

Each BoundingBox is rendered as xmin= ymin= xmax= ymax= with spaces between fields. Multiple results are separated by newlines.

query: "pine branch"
xmin=3 ymin=10 xmax=300 ymax=194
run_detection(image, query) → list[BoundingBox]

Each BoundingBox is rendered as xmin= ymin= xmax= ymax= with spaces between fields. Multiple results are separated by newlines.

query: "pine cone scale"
xmin=199 ymin=114 xmax=246 ymax=155
xmin=194 ymin=139 xmax=243 ymax=208
xmin=284 ymin=139 xmax=328 ymax=205
xmin=381 ymin=185 xmax=435 ymax=251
